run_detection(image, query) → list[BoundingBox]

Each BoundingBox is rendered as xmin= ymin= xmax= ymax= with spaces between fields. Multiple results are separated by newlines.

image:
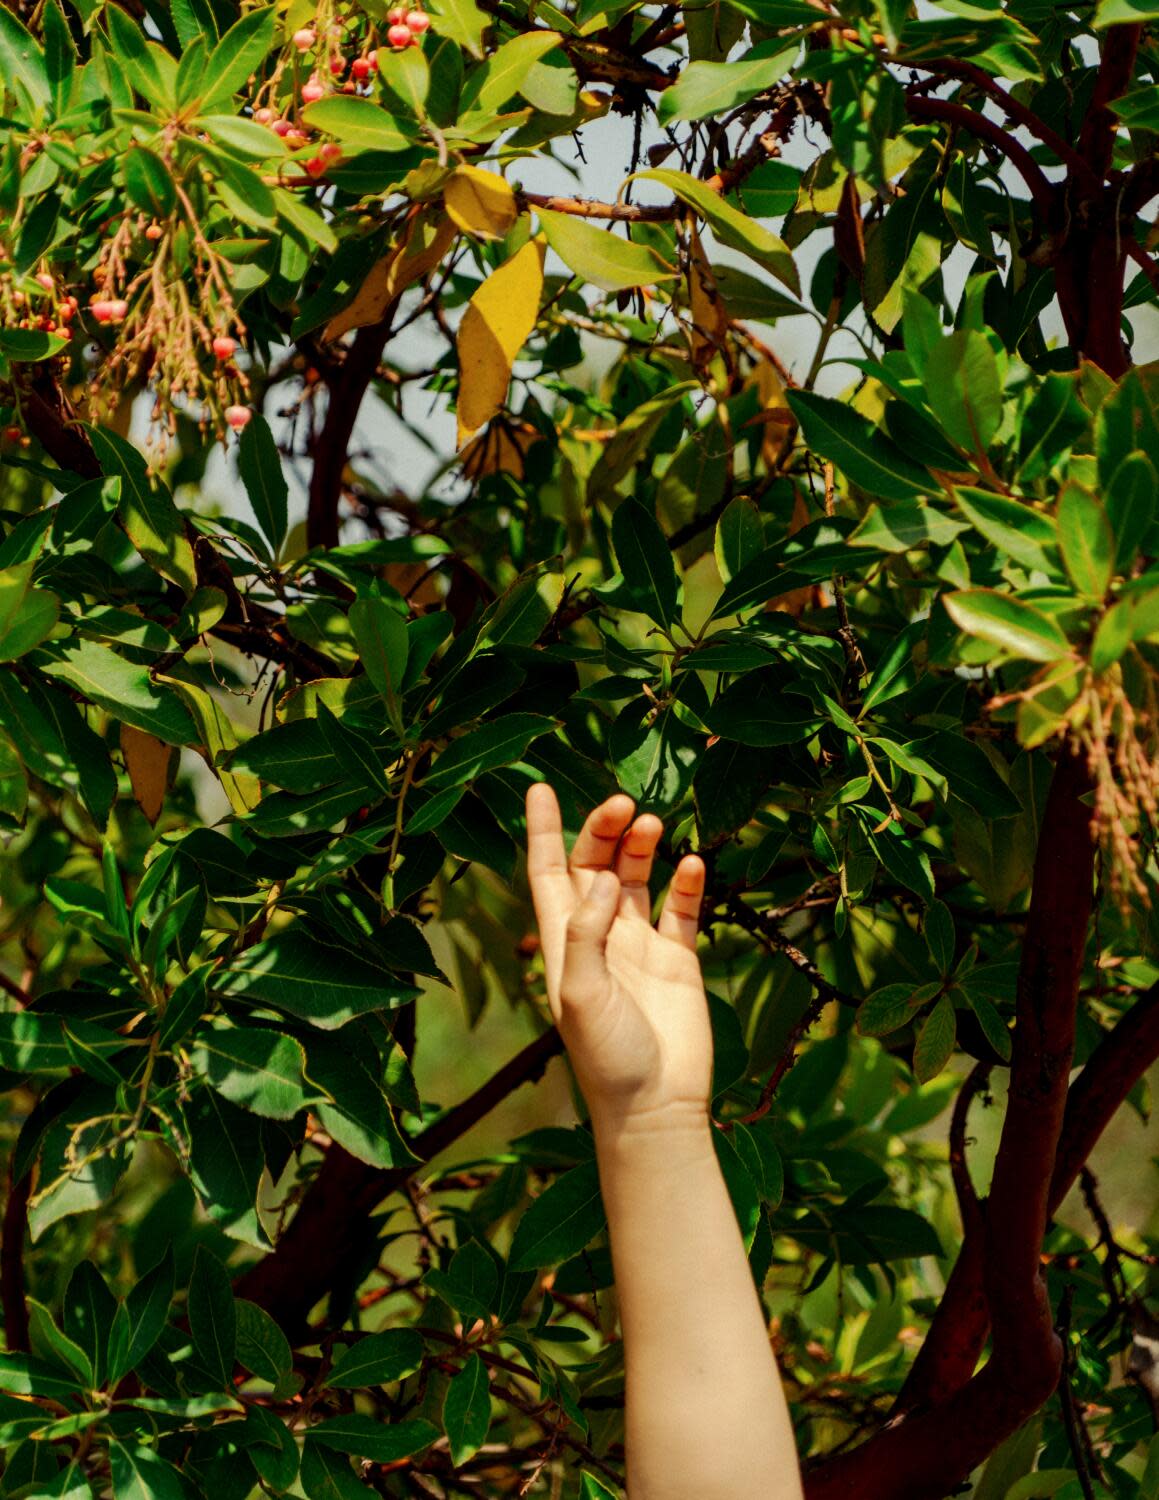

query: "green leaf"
xmin=304 ymin=1030 xmax=420 ymax=1167
xmin=63 ymin=1262 xmax=116 ymax=1389
xmin=856 ymin=982 xmax=939 ymax=1038
xmin=0 ymin=6 xmax=49 ymax=110
xmin=181 ymin=1089 xmax=270 ymax=1249
xmin=123 ymin=147 xmax=176 ymax=218
xmin=923 ymin=900 xmax=955 ymax=974
xmin=657 ymin=39 xmax=799 ymax=124
xmin=299 ymin=1442 xmax=372 ymax=1500
xmin=327 ymin=1329 xmax=424 ymax=1388
xmin=423 ymin=1240 xmax=499 ymax=1322
xmin=108 ymin=1439 xmax=188 ymax=1500
xmin=187 ymin=1245 xmax=236 ymax=1388
xmin=960 ymin=986 xmax=1012 ymax=1062
xmin=508 ymin=1160 xmax=606 ymax=1270
xmin=34 ymin=639 xmax=197 ymax=745
xmin=537 ymin=208 xmax=677 ymax=292
xmin=1094 ymin=0 xmax=1159 ymax=25
xmin=228 ymin=929 xmax=420 ymax=1030
xmin=942 ymin=589 xmax=1071 ymax=662
xmin=190 ymin=1025 xmax=311 ymax=1120
xmin=786 ymin=390 xmax=931 ymax=501
xmin=951 ymin=486 xmax=1058 ymax=575
xmin=235 ymin=1298 xmax=293 ymax=1384
xmin=238 ymin=415 xmax=288 ymax=557
xmin=425 ymin=713 xmax=557 ymax=789
xmin=714 ymin=498 xmax=764 ymax=584
xmin=308 ymin=1414 xmax=440 ymax=1462
xmin=27 ymin=1299 xmax=93 ymax=1386
xmin=301 ymin=95 xmax=414 ymax=153
xmin=707 ymin=672 xmax=822 ymax=745
xmin=87 ymin=427 xmax=196 ymax=594
xmin=426 ymin=0 xmax=487 ymax=56
xmin=1105 ymin=451 xmax=1156 ymax=570
xmin=1057 ymin=482 xmax=1115 ymax=598
xmin=849 ymin=500 xmax=967 ymax=552
xmin=443 ymin=1352 xmax=491 ymax=1466
xmin=348 ymin=595 xmax=409 ymax=734
xmin=612 ymin=500 xmax=679 ymax=627
xmin=201 ymin=5 xmax=275 ymax=106
xmin=629 ymin=167 xmax=798 ymax=292
xmin=460 ymin=30 xmax=561 ymax=114
xmin=912 ymin=994 xmax=956 ymax=1083
xmin=923 ymin=331 xmax=1002 ymax=457
xmin=108 ymin=1248 xmax=174 ymax=1384
xmin=580 ymin=1475 xmax=620 ymax=1499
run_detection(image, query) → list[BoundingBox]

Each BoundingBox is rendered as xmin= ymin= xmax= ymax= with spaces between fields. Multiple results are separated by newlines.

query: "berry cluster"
xmin=386 ymin=7 xmax=429 ymax=49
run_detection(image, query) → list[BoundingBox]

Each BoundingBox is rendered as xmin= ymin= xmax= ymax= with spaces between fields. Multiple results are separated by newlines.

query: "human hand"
xmin=524 ymin=783 xmax=713 ymax=1137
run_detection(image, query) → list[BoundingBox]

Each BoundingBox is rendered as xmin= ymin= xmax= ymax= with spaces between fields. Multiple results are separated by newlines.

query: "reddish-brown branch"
xmin=1078 ymin=24 xmax=1143 ymax=180
xmin=905 ymin=58 xmax=1100 ymax=191
xmin=306 ymin=310 xmax=399 ymax=550
xmin=233 ymin=1027 xmax=564 ymax=1335
xmin=806 ymin=747 xmax=1096 ymax=1499
xmin=519 ymin=191 xmax=681 ymax=223
xmin=949 ymin=1062 xmax=990 ymax=1242
xmin=1126 ymin=237 xmax=1159 ymax=299
xmin=904 ymin=95 xmax=1054 ymax=211
xmin=1 ymin=1164 xmax=31 ymax=1352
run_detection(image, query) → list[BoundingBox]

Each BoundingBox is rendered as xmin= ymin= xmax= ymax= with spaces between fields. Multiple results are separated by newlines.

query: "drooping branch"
xmin=806 ymin=746 xmax=1096 ymax=1500
xmin=233 ymin=1026 xmax=564 ymax=1336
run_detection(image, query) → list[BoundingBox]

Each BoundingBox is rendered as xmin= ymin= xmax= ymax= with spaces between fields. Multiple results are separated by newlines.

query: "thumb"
xmin=560 ymin=870 xmax=620 ymax=1010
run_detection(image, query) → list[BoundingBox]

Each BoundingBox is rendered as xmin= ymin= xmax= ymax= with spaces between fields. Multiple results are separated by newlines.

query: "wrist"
xmin=590 ymin=1100 xmax=714 ymax=1156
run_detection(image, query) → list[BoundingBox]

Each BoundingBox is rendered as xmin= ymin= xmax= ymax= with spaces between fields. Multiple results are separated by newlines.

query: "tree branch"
xmin=806 ymin=746 xmax=1096 ymax=1499
xmin=904 ymin=95 xmax=1055 ymax=212
xmin=233 ymin=1026 xmax=565 ymax=1336
xmin=1 ymin=1163 xmax=31 ymax=1352
xmin=1078 ymin=24 xmax=1143 ymax=181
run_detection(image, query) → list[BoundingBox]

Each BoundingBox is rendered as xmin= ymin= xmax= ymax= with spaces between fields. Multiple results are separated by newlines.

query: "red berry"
xmin=351 ymin=55 xmax=371 ymax=77
xmin=341 ymin=80 xmax=357 ymax=91
xmin=225 ymin=405 xmax=252 ymax=432
xmin=387 ymin=22 xmax=412 ymax=47
xmin=271 ymin=117 xmax=292 ymax=135
xmin=59 ymin=303 xmax=75 ymax=323
xmin=319 ymin=141 xmax=342 ymax=162
xmin=301 ymin=76 xmax=325 ymax=102
xmin=3 ymin=426 xmax=22 ymax=443
xmin=144 ymin=223 xmax=163 ymax=240
xmin=406 ymin=9 xmax=430 ymax=32
xmin=90 ymin=298 xmax=127 ymax=324
xmin=304 ymin=155 xmax=326 ymax=176
xmin=387 ymin=6 xmax=406 ymax=21
xmin=329 ymin=55 xmax=345 ymax=73
xmin=212 ymin=336 xmax=237 ymax=360
xmin=292 ymin=26 xmax=316 ymax=49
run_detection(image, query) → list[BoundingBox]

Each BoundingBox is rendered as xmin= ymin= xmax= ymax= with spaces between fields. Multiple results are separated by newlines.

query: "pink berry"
xmin=387 ymin=5 xmax=406 ymax=21
xmin=301 ymin=76 xmax=325 ymax=102
xmin=225 ymin=405 xmax=252 ymax=432
xmin=387 ymin=22 xmax=412 ymax=47
xmin=292 ymin=26 xmax=316 ymax=49
xmin=254 ymin=106 xmax=274 ymax=123
xmin=351 ymin=55 xmax=372 ymax=78
xmin=406 ymin=9 xmax=430 ymax=32
xmin=271 ymin=117 xmax=292 ymax=135
xmin=90 ymin=298 xmax=127 ymax=324
xmin=329 ymin=55 xmax=345 ymax=74
xmin=319 ymin=141 xmax=342 ymax=162
xmin=212 ymin=336 xmax=237 ymax=360
xmin=35 ymin=271 xmax=54 ymax=290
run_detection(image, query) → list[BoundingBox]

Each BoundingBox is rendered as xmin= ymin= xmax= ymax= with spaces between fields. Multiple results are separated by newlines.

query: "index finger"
xmin=526 ymin=781 xmax=567 ymax=879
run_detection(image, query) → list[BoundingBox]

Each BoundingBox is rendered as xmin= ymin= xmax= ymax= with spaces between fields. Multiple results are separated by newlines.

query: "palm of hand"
xmin=526 ymin=785 xmax=713 ymax=1127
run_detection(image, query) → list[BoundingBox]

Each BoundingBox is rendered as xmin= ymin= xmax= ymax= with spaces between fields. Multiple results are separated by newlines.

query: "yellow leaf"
xmin=120 ymin=724 xmax=173 ymax=826
xmin=324 ymin=208 xmax=457 ymax=342
xmin=158 ymin=670 xmax=260 ymax=815
xmin=444 ymin=165 xmax=518 ymax=239
xmin=456 ymin=237 xmax=545 ymax=447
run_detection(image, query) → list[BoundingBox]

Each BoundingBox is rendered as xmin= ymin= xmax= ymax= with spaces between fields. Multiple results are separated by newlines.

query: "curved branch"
xmin=904 ymin=95 xmax=1055 ymax=212
xmin=1 ymin=1164 xmax=31 ymax=1352
xmin=949 ymin=1062 xmax=990 ymax=1242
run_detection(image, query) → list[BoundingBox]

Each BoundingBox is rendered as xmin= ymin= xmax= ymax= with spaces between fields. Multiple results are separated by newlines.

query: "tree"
xmin=1 ymin=0 xmax=1158 ymax=1492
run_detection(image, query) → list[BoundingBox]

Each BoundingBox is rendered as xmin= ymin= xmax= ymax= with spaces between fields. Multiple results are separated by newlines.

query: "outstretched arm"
xmin=524 ymin=784 xmax=803 ymax=1500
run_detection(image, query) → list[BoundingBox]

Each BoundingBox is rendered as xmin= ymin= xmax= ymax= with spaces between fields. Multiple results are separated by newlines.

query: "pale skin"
xmin=524 ymin=783 xmax=804 ymax=1500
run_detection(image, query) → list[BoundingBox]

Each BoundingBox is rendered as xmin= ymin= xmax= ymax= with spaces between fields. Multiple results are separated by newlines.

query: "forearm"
xmin=592 ymin=1111 xmax=803 ymax=1500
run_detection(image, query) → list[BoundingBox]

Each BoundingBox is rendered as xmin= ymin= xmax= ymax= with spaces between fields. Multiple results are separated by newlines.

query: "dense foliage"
xmin=2 ymin=0 xmax=1159 ymax=1494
